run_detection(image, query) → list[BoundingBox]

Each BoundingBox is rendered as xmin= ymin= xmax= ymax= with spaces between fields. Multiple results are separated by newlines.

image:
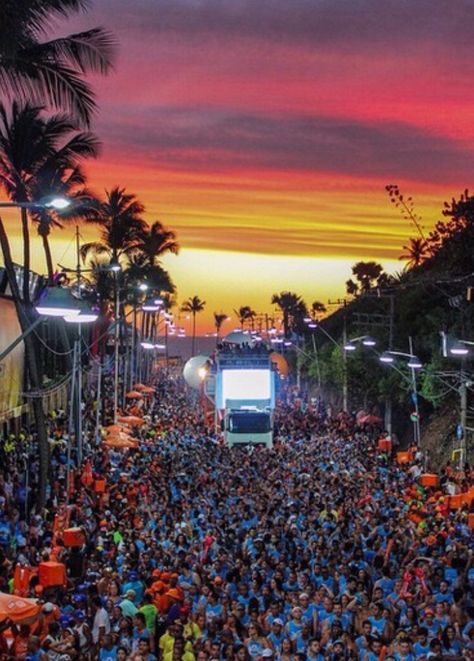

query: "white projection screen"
xmin=222 ymin=369 xmax=271 ymax=401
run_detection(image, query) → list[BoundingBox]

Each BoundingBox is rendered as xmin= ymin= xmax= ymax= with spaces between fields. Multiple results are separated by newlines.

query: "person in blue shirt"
xmin=362 ymin=635 xmax=383 ymax=661
xmin=267 ymin=619 xmax=285 ymax=654
xmin=355 ymin=620 xmax=373 ymax=657
xmin=99 ymin=633 xmax=118 ymax=661
xmin=368 ymin=603 xmax=387 ymax=638
xmin=393 ymin=638 xmax=415 ymax=661
xmin=413 ymin=628 xmax=430 ymax=660
xmin=121 ymin=571 xmax=144 ymax=604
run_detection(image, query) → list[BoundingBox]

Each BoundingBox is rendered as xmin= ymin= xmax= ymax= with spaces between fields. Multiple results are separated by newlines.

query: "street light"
xmin=344 ymin=335 xmax=376 ymax=352
xmin=0 ymin=196 xmax=70 ymax=210
xmin=35 ymin=286 xmax=81 ymax=317
xmin=441 ymin=332 xmax=474 ymax=468
xmin=450 ymin=341 xmax=469 ymax=356
xmin=142 ymin=298 xmax=161 ymax=312
xmin=378 ymin=343 xmax=422 ymax=446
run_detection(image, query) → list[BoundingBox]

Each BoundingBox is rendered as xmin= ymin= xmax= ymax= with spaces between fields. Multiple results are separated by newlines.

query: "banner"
xmin=0 ymin=297 xmax=24 ymax=417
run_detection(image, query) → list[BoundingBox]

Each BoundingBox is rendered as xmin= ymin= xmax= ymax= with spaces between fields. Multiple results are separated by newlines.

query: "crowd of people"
xmin=0 ymin=370 xmax=472 ymax=661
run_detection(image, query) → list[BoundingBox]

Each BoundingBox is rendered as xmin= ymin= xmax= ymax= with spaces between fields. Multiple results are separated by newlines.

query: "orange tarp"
xmin=105 ymin=424 xmax=130 ymax=433
xmin=126 ymin=390 xmax=143 ymax=399
xmin=104 ymin=438 xmax=138 ymax=449
xmin=0 ymin=593 xmax=40 ymax=625
xmin=118 ymin=416 xmax=144 ymax=426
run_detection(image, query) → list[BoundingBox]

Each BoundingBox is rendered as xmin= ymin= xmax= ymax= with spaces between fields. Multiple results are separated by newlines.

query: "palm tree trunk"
xmin=192 ymin=312 xmax=196 ymax=356
xmin=0 ymin=216 xmax=49 ymax=507
xmin=20 ymin=207 xmax=31 ymax=305
xmin=41 ymin=231 xmax=54 ymax=284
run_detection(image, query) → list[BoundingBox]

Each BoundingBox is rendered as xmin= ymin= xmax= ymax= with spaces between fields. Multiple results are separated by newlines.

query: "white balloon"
xmin=222 ymin=330 xmax=255 ymax=346
xmin=183 ymin=354 xmax=209 ymax=389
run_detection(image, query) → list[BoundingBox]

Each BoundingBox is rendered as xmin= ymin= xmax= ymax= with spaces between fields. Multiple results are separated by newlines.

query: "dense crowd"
xmin=0 ymin=372 xmax=472 ymax=661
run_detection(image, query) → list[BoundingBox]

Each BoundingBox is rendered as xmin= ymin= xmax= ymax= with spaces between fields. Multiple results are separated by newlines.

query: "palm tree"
xmin=234 ymin=305 xmax=256 ymax=330
xmin=123 ymin=253 xmax=175 ymax=297
xmin=133 ymin=221 xmax=179 ymax=266
xmin=0 ymin=0 xmax=115 ymax=126
xmin=81 ymin=187 xmax=146 ymax=266
xmin=214 ymin=312 xmax=227 ymax=344
xmin=181 ymin=295 xmax=206 ymax=356
xmin=399 ymin=238 xmax=429 ymax=269
xmin=0 ymin=102 xmax=99 ymax=296
xmin=271 ymin=291 xmax=307 ymax=338
xmin=311 ymin=300 xmax=327 ymax=318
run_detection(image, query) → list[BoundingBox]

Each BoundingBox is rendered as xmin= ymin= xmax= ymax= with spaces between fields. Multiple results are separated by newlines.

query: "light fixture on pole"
xmin=0 ymin=196 xmax=70 ymax=211
xmin=35 ymin=286 xmax=81 ymax=317
xmin=378 ymin=343 xmax=423 ymax=446
xmin=142 ymin=298 xmax=161 ymax=312
xmin=407 ymin=355 xmax=422 ymax=369
xmin=109 ymin=259 xmax=121 ymax=273
xmin=450 ymin=341 xmax=469 ymax=356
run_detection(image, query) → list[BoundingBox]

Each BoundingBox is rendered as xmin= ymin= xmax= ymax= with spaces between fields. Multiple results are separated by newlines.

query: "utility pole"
xmin=409 ymin=336 xmax=421 ymax=447
xmin=460 ymin=380 xmax=467 ymax=468
xmin=327 ymin=298 xmax=349 ymax=412
xmin=353 ymin=292 xmax=395 ymax=435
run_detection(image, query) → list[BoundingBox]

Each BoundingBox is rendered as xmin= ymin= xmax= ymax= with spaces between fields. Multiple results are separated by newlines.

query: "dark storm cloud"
xmin=102 ymin=106 xmax=474 ymax=184
xmin=89 ymin=0 xmax=474 ymax=52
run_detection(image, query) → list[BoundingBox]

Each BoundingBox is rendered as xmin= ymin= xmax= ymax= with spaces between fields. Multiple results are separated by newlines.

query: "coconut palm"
xmin=311 ymin=300 xmax=327 ymax=318
xmin=234 ymin=305 xmax=256 ymax=330
xmin=0 ymin=0 xmax=115 ymax=126
xmin=214 ymin=312 xmax=228 ymax=344
xmin=0 ymin=102 xmax=99 ymax=296
xmin=399 ymin=238 xmax=429 ymax=269
xmin=123 ymin=253 xmax=175 ymax=297
xmin=132 ymin=221 xmax=179 ymax=266
xmin=271 ymin=291 xmax=307 ymax=338
xmin=81 ymin=187 xmax=146 ymax=266
xmin=181 ymin=295 xmax=206 ymax=356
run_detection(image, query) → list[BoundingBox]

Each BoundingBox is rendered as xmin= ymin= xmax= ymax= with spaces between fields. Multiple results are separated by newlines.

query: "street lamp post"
xmin=0 ymin=197 xmax=71 ymax=211
xmin=442 ymin=333 xmax=474 ymax=468
xmin=379 ymin=341 xmax=422 ymax=446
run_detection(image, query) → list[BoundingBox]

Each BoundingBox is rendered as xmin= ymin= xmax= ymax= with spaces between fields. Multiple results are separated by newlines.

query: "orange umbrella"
xmin=133 ymin=383 xmax=147 ymax=391
xmin=0 ymin=592 xmax=41 ymax=625
xmin=141 ymin=386 xmax=155 ymax=395
xmin=126 ymin=390 xmax=143 ymax=399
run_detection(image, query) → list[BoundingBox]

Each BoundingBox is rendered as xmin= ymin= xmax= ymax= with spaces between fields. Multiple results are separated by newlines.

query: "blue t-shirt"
xmin=99 ymin=646 xmax=118 ymax=661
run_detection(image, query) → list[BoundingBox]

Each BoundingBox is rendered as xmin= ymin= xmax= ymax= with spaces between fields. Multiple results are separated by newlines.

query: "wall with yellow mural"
xmin=0 ymin=298 xmax=24 ymax=418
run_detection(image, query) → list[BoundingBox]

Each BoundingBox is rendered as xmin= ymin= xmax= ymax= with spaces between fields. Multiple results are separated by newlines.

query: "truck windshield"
xmin=228 ymin=412 xmax=271 ymax=433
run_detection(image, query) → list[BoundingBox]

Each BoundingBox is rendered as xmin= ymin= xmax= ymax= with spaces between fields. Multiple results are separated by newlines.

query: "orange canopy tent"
xmin=104 ymin=437 xmax=138 ymax=449
xmin=105 ymin=431 xmax=135 ymax=443
xmin=133 ymin=383 xmax=147 ymax=391
xmin=118 ymin=416 xmax=144 ymax=426
xmin=0 ymin=593 xmax=40 ymax=625
xmin=141 ymin=386 xmax=155 ymax=395
xmin=105 ymin=424 xmax=130 ymax=434
xmin=126 ymin=390 xmax=143 ymax=399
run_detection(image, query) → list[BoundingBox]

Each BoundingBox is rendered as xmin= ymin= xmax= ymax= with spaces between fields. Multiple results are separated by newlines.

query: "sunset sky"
xmin=2 ymin=0 xmax=474 ymax=332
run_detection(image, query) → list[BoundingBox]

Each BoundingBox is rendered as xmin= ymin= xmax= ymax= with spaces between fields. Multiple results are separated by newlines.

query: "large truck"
xmin=212 ymin=347 xmax=276 ymax=448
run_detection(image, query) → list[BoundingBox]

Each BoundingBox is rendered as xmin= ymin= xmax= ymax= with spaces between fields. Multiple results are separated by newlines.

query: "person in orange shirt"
xmin=11 ymin=623 xmax=32 ymax=660
xmin=33 ymin=602 xmax=61 ymax=642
